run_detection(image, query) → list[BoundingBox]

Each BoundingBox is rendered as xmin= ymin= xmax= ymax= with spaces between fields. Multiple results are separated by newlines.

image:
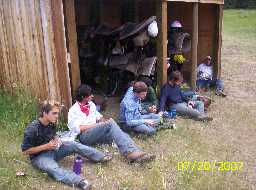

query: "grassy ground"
xmin=0 ymin=9 xmax=256 ymax=190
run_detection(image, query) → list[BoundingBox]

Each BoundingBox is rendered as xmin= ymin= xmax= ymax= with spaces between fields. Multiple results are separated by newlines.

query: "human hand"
xmin=188 ymin=101 xmax=195 ymax=108
xmin=148 ymin=105 xmax=157 ymax=113
xmin=45 ymin=138 xmax=61 ymax=150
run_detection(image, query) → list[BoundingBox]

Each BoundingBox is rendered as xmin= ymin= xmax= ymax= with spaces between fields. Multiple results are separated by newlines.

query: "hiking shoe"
xmin=78 ymin=179 xmax=92 ymax=190
xmin=196 ymin=116 xmax=213 ymax=122
xmin=127 ymin=152 xmax=156 ymax=164
xmin=215 ymin=90 xmax=227 ymax=97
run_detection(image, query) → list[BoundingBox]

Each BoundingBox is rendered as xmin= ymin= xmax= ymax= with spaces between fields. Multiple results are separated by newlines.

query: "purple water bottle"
xmin=73 ymin=156 xmax=83 ymax=175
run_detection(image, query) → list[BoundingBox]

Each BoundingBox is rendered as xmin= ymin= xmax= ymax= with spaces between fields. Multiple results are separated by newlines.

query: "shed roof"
xmin=166 ymin=0 xmax=224 ymax=4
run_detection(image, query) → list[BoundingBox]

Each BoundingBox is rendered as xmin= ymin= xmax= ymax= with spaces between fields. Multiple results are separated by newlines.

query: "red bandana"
xmin=78 ymin=102 xmax=90 ymax=116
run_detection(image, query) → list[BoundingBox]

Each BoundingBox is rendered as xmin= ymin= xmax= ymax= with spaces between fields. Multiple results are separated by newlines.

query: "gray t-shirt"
xmin=21 ymin=120 xmax=56 ymax=160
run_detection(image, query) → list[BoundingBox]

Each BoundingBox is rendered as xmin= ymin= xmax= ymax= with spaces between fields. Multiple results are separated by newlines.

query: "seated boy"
xmin=120 ymin=81 xmax=161 ymax=135
xmin=159 ymin=71 xmax=213 ymax=121
xmin=21 ymin=100 xmax=112 ymax=190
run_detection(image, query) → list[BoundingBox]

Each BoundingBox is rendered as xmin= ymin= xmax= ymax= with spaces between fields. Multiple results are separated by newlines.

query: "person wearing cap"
xmin=196 ymin=56 xmax=226 ymax=97
xmin=120 ymin=81 xmax=161 ymax=135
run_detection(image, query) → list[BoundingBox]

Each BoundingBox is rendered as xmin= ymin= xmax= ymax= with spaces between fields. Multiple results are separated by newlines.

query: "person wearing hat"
xmin=196 ymin=56 xmax=226 ymax=97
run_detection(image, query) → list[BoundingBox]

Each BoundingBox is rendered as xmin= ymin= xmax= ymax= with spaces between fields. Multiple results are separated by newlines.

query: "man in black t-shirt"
xmin=21 ymin=100 xmax=111 ymax=190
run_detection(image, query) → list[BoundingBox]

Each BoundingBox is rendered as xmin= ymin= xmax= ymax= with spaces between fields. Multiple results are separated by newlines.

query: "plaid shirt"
xmin=120 ymin=87 xmax=145 ymax=126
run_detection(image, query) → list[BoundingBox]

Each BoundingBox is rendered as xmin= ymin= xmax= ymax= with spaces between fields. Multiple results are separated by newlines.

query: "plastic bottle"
xmin=73 ymin=156 xmax=83 ymax=175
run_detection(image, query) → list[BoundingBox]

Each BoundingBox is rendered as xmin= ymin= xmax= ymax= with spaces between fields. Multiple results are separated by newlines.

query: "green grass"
xmin=1 ymin=9 xmax=256 ymax=190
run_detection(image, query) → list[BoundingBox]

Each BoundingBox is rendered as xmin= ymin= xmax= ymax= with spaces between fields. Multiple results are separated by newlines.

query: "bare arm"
xmin=79 ymin=123 xmax=97 ymax=133
xmin=23 ymin=139 xmax=58 ymax=156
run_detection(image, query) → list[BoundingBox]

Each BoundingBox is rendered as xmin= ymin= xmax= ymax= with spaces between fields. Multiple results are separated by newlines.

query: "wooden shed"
xmin=0 ymin=0 xmax=224 ymax=110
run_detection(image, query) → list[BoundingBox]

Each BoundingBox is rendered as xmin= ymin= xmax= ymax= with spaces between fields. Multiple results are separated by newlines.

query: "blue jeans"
xmin=171 ymin=101 xmax=205 ymax=119
xmin=31 ymin=141 xmax=105 ymax=186
xmin=196 ymin=79 xmax=224 ymax=91
xmin=79 ymin=118 xmax=141 ymax=156
xmin=122 ymin=113 xmax=161 ymax=135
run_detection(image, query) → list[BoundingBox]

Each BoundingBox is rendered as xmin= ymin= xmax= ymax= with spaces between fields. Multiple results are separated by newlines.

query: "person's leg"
xmin=209 ymin=79 xmax=226 ymax=96
xmin=55 ymin=141 xmax=105 ymax=162
xmin=171 ymin=103 xmax=203 ymax=119
xmin=79 ymin=123 xmax=114 ymax=146
xmin=196 ymin=79 xmax=207 ymax=89
xmin=215 ymin=79 xmax=224 ymax=91
xmin=132 ymin=123 xmax=156 ymax=135
xmin=141 ymin=113 xmax=161 ymax=125
xmin=99 ymin=119 xmax=142 ymax=156
xmin=79 ymin=119 xmax=141 ymax=156
xmin=32 ymin=151 xmax=83 ymax=187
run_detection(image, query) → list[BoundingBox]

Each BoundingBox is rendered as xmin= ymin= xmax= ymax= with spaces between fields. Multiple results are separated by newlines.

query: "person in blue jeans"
xmin=68 ymin=84 xmax=155 ymax=163
xmin=159 ymin=71 xmax=213 ymax=121
xmin=197 ymin=56 xmax=226 ymax=97
xmin=120 ymin=81 xmax=161 ymax=135
xmin=21 ymin=100 xmax=113 ymax=190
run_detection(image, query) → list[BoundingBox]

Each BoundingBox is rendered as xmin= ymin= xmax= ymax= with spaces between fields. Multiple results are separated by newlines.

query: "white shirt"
xmin=197 ymin=63 xmax=213 ymax=80
xmin=67 ymin=101 xmax=103 ymax=140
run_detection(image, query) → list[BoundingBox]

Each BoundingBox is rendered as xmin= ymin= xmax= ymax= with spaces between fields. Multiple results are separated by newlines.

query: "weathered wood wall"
xmin=0 ymin=0 xmax=71 ymax=109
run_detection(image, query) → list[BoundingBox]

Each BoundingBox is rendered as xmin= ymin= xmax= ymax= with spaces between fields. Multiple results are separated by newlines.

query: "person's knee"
xmin=146 ymin=128 xmax=156 ymax=136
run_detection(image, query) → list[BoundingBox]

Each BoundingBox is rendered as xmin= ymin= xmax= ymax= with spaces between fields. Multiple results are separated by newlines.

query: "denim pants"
xmin=122 ymin=113 xmax=161 ymax=135
xmin=171 ymin=101 xmax=205 ymax=119
xmin=31 ymin=141 xmax=105 ymax=186
xmin=79 ymin=118 xmax=141 ymax=156
xmin=196 ymin=79 xmax=224 ymax=91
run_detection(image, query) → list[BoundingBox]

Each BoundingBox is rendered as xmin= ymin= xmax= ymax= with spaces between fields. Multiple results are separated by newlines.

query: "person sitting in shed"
xmin=196 ymin=56 xmax=226 ymax=97
xmin=159 ymin=71 xmax=213 ymax=122
xmin=120 ymin=81 xmax=161 ymax=135
xmin=137 ymin=76 xmax=158 ymax=113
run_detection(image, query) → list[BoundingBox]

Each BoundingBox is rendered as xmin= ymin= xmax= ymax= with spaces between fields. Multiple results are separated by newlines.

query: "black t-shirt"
xmin=21 ymin=119 xmax=56 ymax=160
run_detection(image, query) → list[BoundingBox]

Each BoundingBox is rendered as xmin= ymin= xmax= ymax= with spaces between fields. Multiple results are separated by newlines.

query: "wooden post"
xmin=215 ymin=4 xmax=223 ymax=79
xmin=51 ymin=0 xmax=72 ymax=112
xmin=191 ymin=2 xmax=198 ymax=90
xmin=156 ymin=0 xmax=168 ymax=94
xmin=63 ymin=0 xmax=81 ymax=97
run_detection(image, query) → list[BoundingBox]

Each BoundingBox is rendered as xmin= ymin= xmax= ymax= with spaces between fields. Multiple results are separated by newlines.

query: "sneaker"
xmin=78 ymin=179 xmax=92 ymax=190
xmin=196 ymin=116 xmax=213 ymax=122
xmin=100 ymin=153 xmax=113 ymax=163
xmin=215 ymin=90 xmax=227 ymax=97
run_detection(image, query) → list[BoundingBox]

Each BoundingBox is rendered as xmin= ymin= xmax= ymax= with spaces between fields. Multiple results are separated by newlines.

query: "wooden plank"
xmin=40 ymin=0 xmax=60 ymax=100
xmin=156 ymin=0 xmax=168 ymax=94
xmin=33 ymin=0 xmax=49 ymax=98
xmin=167 ymin=0 xmax=199 ymax=2
xmin=0 ymin=0 xmax=8 ymax=88
xmin=199 ymin=0 xmax=224 ymax=4
xmin=215 ymin=4 xmax=223 ymax=79
xmin=63 ymin=0 xmax=81 ymax=97
xmin=166 ymin=0 xmax=224 ymax=4
xmin=191 ymin=2 xmax=198 ymax=90
xmin=51 ymin=0 xmax=72 ymax=110
xmin=19 ymin=0 xmax=36 ymax=92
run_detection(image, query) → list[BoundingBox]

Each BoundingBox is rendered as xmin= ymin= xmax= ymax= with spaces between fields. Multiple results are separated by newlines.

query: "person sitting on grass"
xmin=197 ymin=56 xmax=226 ymax=97
xmin=68 ymin=84 xmax=155 ymax=164
xmin=120 ymin=81 xmax=161 ymax=135
xmin=21 ymin=100 xmax=113 ymax=190
xmin=159 ymin=71 xmax=213 ymax=122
